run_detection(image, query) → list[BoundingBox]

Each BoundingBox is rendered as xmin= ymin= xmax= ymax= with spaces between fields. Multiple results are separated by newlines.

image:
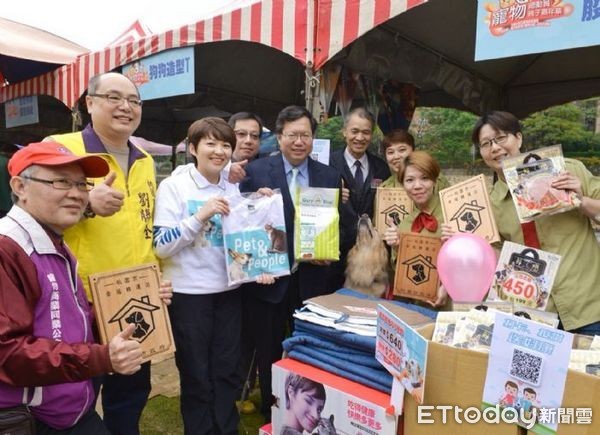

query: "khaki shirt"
xmin=490 ymin=159 xmax=600 ymax=330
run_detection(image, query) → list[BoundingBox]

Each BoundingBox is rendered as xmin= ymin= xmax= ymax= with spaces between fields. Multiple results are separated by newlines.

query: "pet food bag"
xmin=222 ymin=190 xmax=290 ymax=286
xmin=294 ymin=187 xmax=340 ymax=261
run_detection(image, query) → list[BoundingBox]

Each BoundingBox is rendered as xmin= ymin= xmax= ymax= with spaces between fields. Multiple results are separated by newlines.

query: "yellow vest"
xmin=51 ymin=132 xmax=158 ymax=300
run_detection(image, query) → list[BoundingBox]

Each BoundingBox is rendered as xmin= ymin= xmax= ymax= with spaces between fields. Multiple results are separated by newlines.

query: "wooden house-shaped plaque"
xmin=374 ymin=187 xmax=414 ymax=235
xmin=394 ymin=232 xmax=441 ymax=302
xmin=89 ymin=263 xmax=175 ymax=363
xmin=439 ymin=174 xmax=500 ymax=243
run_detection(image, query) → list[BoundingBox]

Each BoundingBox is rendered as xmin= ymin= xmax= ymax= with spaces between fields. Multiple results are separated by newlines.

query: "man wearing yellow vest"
xmin=48 ymin=72 xmax=172 ymax=435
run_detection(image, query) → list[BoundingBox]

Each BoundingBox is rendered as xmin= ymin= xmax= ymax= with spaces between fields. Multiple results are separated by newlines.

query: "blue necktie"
xmin=289 ymin=167 xmax=299 ymax=203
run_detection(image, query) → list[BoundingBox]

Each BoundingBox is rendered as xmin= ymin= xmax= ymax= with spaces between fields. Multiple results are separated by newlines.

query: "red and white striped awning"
xmin=313 ymin=0 xmax=427 ymax=69
xmin=1 ymin=0 xmax=425 ymax=108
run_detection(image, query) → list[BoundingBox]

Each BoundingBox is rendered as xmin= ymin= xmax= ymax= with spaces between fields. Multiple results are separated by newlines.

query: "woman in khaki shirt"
xmin=472 ymin=110 xmax=600 ymax=335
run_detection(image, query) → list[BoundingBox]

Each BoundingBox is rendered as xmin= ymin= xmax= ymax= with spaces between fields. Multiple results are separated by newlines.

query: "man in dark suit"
xmin=330 ymin=107 xmax=391 ymax=259
xmin=239 ymin=105 xmax=342 ymax=421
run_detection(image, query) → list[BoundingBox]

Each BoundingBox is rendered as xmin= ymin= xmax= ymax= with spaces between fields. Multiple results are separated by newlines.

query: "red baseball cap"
xmin=8 ymin=142 xmax=109 ymax=178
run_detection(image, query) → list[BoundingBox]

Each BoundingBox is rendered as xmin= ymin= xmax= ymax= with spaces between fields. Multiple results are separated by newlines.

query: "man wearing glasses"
xmin=239 ymin=105 xmax=343 ymax=421
xmin=0 ymin=142 xmax=144 ymax=433
xmin=226 ymin=111 xmax=264 ymax=183
xmin=48 ymin=72 xmax=171 ymax=435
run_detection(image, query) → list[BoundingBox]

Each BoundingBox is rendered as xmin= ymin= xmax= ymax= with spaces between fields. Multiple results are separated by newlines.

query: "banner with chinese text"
xmin=122 ymin=46 xmax=194 ymax=100
xmin=475 ymin=0 xmax=600 ymax=60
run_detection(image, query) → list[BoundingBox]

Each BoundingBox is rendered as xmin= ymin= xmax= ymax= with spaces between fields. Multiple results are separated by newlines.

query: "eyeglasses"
xmin=89 ymin=93 xmax=143 ymax=108
xmin=478 ymin=134 xmax=509 ymax=150
xmin=281 ymin=132 xmax=313 ymax=142
xmin=234 ymin=130 xmax=260 ymax=141
xmin=21 ymin=176 xmax=94 ymax=192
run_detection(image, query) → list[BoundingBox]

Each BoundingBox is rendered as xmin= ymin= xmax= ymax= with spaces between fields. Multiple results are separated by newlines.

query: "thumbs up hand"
xmin=341 ymin=179 xmax=350 ymax=204
xmin=108 ymin=324 xmax=143 ymax=375
xmin=89 ymin=171 xmax=125 ymax=216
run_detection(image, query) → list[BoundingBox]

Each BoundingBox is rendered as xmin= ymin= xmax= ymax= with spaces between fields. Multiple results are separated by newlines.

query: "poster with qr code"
xmin=482 ymin=312 xmax=573 ymax=434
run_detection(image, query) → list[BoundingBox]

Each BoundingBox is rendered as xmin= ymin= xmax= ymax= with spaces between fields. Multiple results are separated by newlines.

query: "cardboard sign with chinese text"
xmin=439 ymin=174 xmax=500 ymax=243
xmin=482 ymin=312 xmax=573 ymax=434
xmin=488 ymin=241 xmax=561 ymax=311
xmin=272 ymin=359 xmax=399 ymax=434
xmin=394 ymin=232 xmax=441 ymax=302
xmin=374 ymin=187 xmax=414 ymax=235
xmin=89 ymin=263 xmax=175 ymax=363
xmin=376 ymin=304 xmax=428 ymax=405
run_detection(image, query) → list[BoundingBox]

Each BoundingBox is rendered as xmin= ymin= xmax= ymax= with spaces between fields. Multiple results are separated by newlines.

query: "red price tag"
xmin=501 ymin=271 xmax=537 ymax=301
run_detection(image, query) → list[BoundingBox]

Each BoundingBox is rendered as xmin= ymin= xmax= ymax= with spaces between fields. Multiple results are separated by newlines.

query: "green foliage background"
xmin=314 ymin=99 xmax=600 ymax=174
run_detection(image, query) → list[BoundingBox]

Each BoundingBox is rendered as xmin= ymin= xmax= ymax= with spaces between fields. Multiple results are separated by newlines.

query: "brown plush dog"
xmin=344 ymin=214 xmax=390 ymax=297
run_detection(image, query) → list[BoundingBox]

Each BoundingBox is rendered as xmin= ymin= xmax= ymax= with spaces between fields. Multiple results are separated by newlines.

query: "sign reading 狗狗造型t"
xmin=122 ymin=46 xmax=194 ymax=100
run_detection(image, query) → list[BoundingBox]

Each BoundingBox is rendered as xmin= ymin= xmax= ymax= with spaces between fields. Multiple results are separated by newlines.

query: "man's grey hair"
xmin=10 ymin=165 xmax=37 ymax=204
xmin=343 ymin=107 xmax=376 ymax=131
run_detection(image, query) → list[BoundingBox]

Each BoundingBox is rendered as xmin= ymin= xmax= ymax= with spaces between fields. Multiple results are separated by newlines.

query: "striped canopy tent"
xmin=1 ymin=1 xmax=312 ymax=107
xmin=316 ymin=0 xmax=600 ymax=118
xmin=0 ymin=0 xmax=427 ymax=143
xmin=1 ymin=1 xmax=422 ymax=101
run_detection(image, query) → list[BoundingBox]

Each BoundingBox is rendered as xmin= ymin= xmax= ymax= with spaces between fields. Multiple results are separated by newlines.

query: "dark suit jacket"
xmin=239 ymin=154 xmax=343 ymax=304
xmin=330 ymin=148 xmax=391 ymax=253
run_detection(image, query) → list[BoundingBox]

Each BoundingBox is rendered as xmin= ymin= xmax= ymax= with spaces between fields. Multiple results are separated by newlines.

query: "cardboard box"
xmin=526 ymin=366 xmax=600 ymax=434
xmin=403 ymin=324 xmax=521 ymax=435
xmin=271 ymin=358 xmax=399 ymax=435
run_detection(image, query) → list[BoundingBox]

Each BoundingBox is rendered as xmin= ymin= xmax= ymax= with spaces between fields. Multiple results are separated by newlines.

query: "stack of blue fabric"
xmin=282 ymin=288 xmax=437 ymax=394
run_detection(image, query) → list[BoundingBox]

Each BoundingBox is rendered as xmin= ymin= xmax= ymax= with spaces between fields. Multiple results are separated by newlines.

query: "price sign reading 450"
xmin=501 ymin=271 xmax=537 ymax=301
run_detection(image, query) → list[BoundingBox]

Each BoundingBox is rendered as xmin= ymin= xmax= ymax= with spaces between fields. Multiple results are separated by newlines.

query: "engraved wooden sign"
xmin=439 ymin=174 xmax=500 ymax=243
xmin=374 ymin=187 xmax=414 ymax=235
xmin=89 ymin=263 xmax=175 ymax=363
xmin=394 ymin=232 xmax=441 ymax=302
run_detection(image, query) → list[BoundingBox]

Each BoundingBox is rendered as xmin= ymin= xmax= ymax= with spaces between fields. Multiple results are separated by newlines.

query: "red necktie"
xmin=521 ymin=221 xmax=541 ymax=249
xmin=411 ymin=212 xmax=438 ymax=233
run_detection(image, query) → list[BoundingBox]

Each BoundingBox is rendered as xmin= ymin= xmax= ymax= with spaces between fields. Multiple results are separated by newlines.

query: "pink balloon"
xmin=437 ymin=233 xmax=497 ymax=303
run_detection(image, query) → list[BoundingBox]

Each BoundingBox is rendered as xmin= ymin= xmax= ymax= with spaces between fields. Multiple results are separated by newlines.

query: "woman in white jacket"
xmin=153 ymin=117 xmax=272 ymax=434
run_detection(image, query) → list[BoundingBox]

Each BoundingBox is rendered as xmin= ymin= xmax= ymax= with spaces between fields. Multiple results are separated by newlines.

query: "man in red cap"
xmin=48 ymin=72 xmax=172 ymax=434
xmin=0 ymin=142 xmax=144 ymax=433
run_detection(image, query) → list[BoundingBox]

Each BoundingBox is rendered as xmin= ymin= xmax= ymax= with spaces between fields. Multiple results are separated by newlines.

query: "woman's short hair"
xmin=399 ymin=150 xmax=440 ymax=183
xmin=284 ymin=373 xmax=326 ymax=409
xmin=471 ymin=111 xmax=522 ymax=146
xmin=381 ymin=129 xmax=415 ymax=153
xmin=187 ymin=117 xmax=236 ymax=164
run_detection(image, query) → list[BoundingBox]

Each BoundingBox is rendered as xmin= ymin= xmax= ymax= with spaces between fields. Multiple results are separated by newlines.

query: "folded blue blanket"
xmin=286 ymin=349 xmax=391 ymax=394
xmin=294 ymin=320 xmax=376 ymax=353
xmin=288 ymin=343 xmax=391 ymax=386
xmin=284 ymin=289 xmax=437 ymax=394
xmin=283 ymin=333 xmax=383 ymax=369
